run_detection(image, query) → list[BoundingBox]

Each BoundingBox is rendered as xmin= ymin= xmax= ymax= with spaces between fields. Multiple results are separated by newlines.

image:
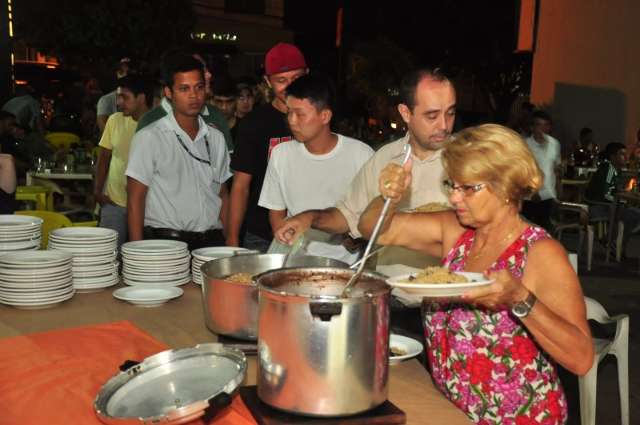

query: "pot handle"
xmin=309 ymin=302 xmax=342 ymax=321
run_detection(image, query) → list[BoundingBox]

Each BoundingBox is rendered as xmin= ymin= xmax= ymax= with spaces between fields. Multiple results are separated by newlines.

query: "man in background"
xmin=259 ymin=74 xmax=373 ymax=263
xmin=523 ymin=110 xmax=561 ymax=231
xmin=126 ymin=53 xmax=231 ymax=250
xmin=227 ymin=42 xmax=308 ymax=251
xmin=94 ymin=74 xmax=154 ymax=248
xmin=136 ymin=51 xmax=233 ymax=152
xmin=96 ymin=58 xmax=135 ymax=134
xmin=275 ymin=68 xmax=456 ymax=252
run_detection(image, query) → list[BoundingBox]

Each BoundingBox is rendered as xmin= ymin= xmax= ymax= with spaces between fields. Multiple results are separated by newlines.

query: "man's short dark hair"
xmin=604 ymin=142 xmax=626 ymax=160
xmin=117 ymin=74 xmax=155 ymax=108
xmin=0 ymin=110 xmax=16 ymax=122
xmin=285 ymin=73 xmax=335 ymax=112
xmin=399 ymin=68 xmax=451 ymax=110
xmin=213 ymin=75 xmax=236 ymax=98
xmin=579 ymin=127 xmax=593 ymax=138
xmin=532 ymin=110 xmax=552 ymax=123
xmin=160 ymin=52 xmax=204 ymax=88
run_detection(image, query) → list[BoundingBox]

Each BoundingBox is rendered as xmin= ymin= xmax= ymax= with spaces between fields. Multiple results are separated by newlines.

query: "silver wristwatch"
xmin=511 ymin=291 xmax=537 ymax=318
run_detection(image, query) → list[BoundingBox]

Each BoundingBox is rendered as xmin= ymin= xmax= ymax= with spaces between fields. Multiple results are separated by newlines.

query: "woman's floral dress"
xmin=423 ymin=226 xmax=568 ymax=424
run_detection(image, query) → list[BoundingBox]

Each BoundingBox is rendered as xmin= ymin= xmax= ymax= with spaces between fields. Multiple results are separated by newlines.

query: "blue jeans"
xmin=99 ymin=203 xmax=128 ymax=249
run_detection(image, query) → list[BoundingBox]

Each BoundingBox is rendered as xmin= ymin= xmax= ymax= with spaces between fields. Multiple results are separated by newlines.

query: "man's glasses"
xmin=442 ymin=180 xmax=486 ymax=197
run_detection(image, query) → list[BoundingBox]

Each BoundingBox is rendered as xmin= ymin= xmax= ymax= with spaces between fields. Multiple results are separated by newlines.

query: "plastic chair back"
xmin=15 ymin=210 xmax=73 ymax=248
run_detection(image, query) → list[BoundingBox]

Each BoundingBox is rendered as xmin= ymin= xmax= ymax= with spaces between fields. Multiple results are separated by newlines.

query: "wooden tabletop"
xmin=0 ymin=284 xmax=470 ymax=425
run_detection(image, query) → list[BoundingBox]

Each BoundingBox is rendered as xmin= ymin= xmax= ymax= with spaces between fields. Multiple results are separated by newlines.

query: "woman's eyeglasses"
xmin=442 ymin=180 xmax=486 ymax=197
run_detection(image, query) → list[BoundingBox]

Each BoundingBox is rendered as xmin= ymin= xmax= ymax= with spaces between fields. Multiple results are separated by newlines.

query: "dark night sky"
xmin=284 ymin=1 xmax=519 ymax=76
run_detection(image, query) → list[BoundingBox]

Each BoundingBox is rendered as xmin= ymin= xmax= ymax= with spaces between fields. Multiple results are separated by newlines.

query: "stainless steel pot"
xmin=200 ymin=254 xmax=348 ymax=341
xmin=255 ymin=267 xmax=390 ymax=417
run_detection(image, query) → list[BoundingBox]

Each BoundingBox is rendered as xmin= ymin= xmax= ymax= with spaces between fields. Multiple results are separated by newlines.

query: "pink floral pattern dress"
xmin=423 ymin=226 xmax=568 ymax=424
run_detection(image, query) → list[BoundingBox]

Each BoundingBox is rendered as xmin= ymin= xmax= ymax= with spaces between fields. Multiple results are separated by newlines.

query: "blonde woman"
xmin=359 ymin=124 xmax=593 ymax=424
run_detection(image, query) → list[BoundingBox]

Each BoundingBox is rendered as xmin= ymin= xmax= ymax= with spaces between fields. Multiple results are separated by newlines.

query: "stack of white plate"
xmin=191 ymin=246 xmax=249 ymax=285
xmin=121 ymin=240 xmax=191 ymax=286
xmin=0 ymin=250 xmax=74 ymax=309
xmin=47 ymin=227 xmax=119 ymax=292
xmin=0 ymin=215 xmax=42 ymax=254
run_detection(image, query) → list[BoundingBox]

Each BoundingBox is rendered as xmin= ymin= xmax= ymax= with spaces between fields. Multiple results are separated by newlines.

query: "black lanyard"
xmin=174 ymin=132 xmax=211 ymax=166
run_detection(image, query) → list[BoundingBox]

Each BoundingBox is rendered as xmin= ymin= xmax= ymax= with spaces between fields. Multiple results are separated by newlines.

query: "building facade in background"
xmin=529 ymin=0 xmax=640 ymax=149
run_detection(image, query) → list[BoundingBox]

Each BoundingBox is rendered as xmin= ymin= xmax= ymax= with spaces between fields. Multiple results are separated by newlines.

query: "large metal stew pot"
xmin=255 ymin=267 xmax=390 ymax=417
xmin=200 ymin=254 xmax=347 ymax=341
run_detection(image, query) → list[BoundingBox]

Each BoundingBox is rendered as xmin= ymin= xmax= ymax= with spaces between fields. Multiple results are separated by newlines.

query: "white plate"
xmin=122 ymin=252 xmax=190 ymax=262
xmin=72 ymin=253 xmax=118 ymax=264
xmin=122 ymin=256 xmax=190 ymax=267
xmin=49 ymin=227 xmax=117 ymax=239
xmin=49 ymin=241 xmax=116 ymax=251
xmin=0 ymin=280 xmax=72 ymax=292
xmin=191 ymin=246 xmax=248 ymax=260
xmin=0 ymin=263 xmax=72 ymax=277
xmin=113 ymin=286 xmax=183 ymax=307
xmin=0 ymin=286 xmax=74 ymax=300
xmin=0 ymin=231 xmax=41 ymax=239
xmin=122 ymin=269 xmax=190 ymax=282
xmin=0 ymin=215 xmax=43 ymax=229
xmin=386 ymin=272 xmax=493 ymax=297
xmin=121 ymin=239 xmax=187 ymax=254
xmin=389 ymin=334 xmax=424 ymax=365
xmin=0 ymin=291 xmax=74 ymax=309
xmin=73 ymin=272 xmax=119 ymax=284
xmin=0 ymin=250 xmax=72 ymax=267
xmin=123 ymin=274 xmax=191 ymax=287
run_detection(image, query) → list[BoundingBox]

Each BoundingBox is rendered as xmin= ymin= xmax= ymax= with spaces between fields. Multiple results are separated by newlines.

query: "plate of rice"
xmin=386 ymin=266 xmax=493 ymax=297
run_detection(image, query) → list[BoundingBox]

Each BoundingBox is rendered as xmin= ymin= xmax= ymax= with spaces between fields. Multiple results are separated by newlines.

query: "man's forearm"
xmin=127 ymin=178 xmax=147 ymax=241
xmin=127 ymin=197 xmax=145 ymax=241
xmin=219 ymin=182 xmax=230 ymax=235
xmin=94 ymin=149 xmax=111 ymax=196
xmin=227 ymin=184 xmax=249 ymax=244
xmin=311 ymin=207 xmax=350 ymax=234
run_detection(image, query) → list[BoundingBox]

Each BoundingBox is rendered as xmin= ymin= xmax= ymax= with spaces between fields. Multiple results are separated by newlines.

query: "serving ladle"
xmin=341 ymin=144 xmax=412 ymax=297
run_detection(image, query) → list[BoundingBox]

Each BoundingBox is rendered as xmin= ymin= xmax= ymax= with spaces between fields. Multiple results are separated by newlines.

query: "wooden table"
xmin=0 ymin=284 xmax=470 ymax=425
xmin=605 ymin=191 xmax=640 ymax=262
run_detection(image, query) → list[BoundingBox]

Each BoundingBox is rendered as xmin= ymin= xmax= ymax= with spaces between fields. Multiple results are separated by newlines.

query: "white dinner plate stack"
xmin=121 ymin=240 xmax=191 ymax=286
xmin=0 ymin=215 xmax=43 ymax=254
xmin=47 ymin=227 xmax=119 ymax=292
xmin=190 ymin=246 xmax=250 ymax=285
xmin=0 ymin=250 xmax=74 ymax=309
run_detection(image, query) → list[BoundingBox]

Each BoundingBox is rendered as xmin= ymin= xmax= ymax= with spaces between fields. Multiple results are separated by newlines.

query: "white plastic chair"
xmin=579 ymin=297 xmax=629 ymax=425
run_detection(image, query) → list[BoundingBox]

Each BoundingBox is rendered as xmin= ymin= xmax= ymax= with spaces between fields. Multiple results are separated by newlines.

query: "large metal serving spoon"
xmin=341 ymin=144 xmax=412 ymax=297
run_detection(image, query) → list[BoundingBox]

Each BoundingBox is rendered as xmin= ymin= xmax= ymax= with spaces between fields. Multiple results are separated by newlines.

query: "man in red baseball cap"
xmin=227 ymin=43 xmax=308 ymax=250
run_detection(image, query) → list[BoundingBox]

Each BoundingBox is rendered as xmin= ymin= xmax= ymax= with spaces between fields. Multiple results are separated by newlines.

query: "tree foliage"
xmin=14 ymin=0 xmax=195 ymax=74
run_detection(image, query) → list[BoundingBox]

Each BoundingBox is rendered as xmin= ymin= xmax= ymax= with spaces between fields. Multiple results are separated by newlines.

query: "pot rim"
xmin=255 ymin=266 xmax=390 ymax=299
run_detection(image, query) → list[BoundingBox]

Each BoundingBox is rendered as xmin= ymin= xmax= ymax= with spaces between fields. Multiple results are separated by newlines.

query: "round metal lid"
xmin=94 ymin=343 xmax=246 ymax=425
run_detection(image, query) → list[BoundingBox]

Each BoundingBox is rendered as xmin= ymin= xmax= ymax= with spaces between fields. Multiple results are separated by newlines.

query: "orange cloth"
xmin=0 ymin=320 xmax=256 ymax=425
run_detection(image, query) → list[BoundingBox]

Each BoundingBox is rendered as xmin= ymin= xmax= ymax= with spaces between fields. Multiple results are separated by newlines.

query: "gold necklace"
xmin=468 ymin=223 xmax=521 ymax=261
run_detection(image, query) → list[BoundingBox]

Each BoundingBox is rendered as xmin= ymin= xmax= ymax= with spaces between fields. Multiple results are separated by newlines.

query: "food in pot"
xmin=401 ymin=266 xmax=468 ymax=284
xmin=223 ymin=272 xmax=254 ymax=284
xmin=412 ymin=202 xmax=451 ymax=213
xmin=390 ymin=346 xmax=407 ymax=357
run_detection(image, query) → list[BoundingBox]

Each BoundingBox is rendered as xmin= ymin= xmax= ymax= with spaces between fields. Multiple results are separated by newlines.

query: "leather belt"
xmin=143 ymin=226 xmax=223 ymax=242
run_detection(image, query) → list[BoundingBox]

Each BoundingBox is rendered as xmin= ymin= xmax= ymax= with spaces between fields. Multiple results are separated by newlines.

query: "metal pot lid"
xmin=94 ymin=343 xmax=246 ymax=425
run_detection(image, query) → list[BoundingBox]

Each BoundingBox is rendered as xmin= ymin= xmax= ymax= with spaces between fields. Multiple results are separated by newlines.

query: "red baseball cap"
xmin=265 ymin=43 xmax=307 ymax=76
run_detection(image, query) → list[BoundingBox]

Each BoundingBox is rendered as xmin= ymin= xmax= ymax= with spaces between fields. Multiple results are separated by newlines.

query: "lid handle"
xmin=118 ymin=359 xmax=140 ymax=372
xmin=309 ymin=302 xmax=342 ymax=321
xmin=208 ymin=392 xmax=232 ymax=410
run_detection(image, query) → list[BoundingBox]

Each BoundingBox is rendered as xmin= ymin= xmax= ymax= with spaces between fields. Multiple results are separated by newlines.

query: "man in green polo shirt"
xmin=136 ymin=52 xmax=233 ymax=151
